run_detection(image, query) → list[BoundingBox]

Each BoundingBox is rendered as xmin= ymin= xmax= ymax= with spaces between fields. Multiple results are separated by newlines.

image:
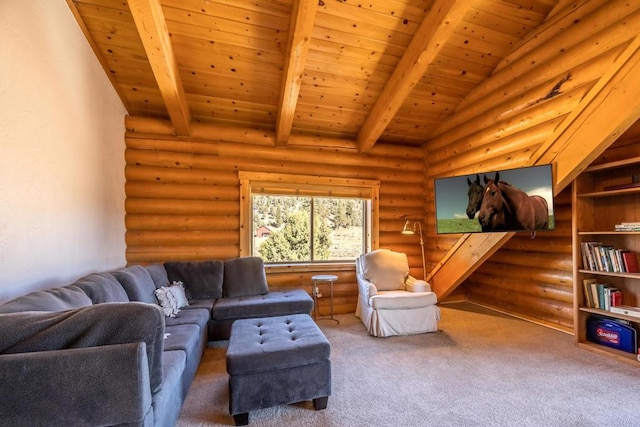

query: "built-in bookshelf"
xmin=573 ymin=157 xmax=640 ymax=365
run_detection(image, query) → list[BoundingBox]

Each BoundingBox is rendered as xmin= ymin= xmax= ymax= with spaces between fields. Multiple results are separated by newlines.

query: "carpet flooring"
xmin=176 ymin=302 xmax=640 ymax=426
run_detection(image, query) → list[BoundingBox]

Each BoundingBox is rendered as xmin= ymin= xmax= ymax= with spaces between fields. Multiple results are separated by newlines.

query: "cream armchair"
xmin=355 ymin=249 xmax=440 ymax=337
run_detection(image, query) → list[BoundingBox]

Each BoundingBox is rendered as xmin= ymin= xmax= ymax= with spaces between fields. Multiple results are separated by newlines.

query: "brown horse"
xmin=466 ymin=174 xmax=484 ymax=219
xmin=478 ymin=172 xmax=549 ymax=231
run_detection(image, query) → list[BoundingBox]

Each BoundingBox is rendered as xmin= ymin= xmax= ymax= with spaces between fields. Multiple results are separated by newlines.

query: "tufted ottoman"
xmin=226 ymin=314 xmax=331 ymax=426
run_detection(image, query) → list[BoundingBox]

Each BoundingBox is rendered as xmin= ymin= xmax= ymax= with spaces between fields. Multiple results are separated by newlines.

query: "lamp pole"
xmin=403 ymin=220 xmax=427 ymax=281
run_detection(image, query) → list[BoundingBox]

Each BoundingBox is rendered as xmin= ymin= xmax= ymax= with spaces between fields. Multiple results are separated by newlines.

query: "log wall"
xmin=461 ymin=188 xmax=574 ymax=331
xmin=424 ymin=1 xmax=640 ymax=331
xmin=125 ymin=118 xmax=426 ymax=315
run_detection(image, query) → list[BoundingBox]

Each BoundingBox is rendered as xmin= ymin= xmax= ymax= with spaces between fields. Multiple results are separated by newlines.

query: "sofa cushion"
xmin=212 ymin=289 xmax=313 ymax=320
xmin=73 ymin=273 xmax=130 ymax=304
xmin=153 ymin=350 xmax=186 ymax=426
xmin=111 ymin=265 xmax=157 ymax=304
xmin=183 ymin=299 xmax=215 ymax=312
xmin=145 ymin=263 xmax=170 ymax=289
xmin=163 ymin=324 xmax=200 ymax=353
xmin=370 ymin=291 xmax=437 ymax=310
xmin=164 ymin=261 xmax=224 ymax=299
xmin=223 ymin=257 xmax=269 ymax=298
xmin=164 ymin=307 xmax=210 ymax=331
xmin=0 ymin=302 xmax=165 ymax=393
xmin=0 ymin=285 xmax=93 ymax=314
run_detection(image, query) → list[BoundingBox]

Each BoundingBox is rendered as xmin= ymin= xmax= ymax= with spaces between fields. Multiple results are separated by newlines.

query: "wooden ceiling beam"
xmin=128 ymin=0 xmax=191 ymax=136
xmin=275 ymin=0 xmax=318 ymax=146
xmin=356 ymin=0 xmax=467 ymax=153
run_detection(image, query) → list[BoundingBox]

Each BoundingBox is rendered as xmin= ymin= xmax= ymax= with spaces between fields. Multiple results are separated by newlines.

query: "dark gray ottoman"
xmin=226 ymin=314 xmax=331 ymax=426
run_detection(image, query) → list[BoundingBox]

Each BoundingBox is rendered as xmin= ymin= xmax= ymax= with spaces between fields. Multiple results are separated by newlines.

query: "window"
xmin=239 ymin=172 xmax=379 ymax=265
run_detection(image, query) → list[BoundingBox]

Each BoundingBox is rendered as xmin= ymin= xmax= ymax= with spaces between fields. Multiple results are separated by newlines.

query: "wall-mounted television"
xmin=434 ymin=164 xmax=555 ymax=234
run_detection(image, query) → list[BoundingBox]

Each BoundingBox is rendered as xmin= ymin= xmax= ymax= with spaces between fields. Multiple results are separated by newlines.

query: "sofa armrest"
xmin=0 ymin=342 xmax=152 ymax=426
xmin=356 ymin=275 xmax=378 ymax=304
xmin=406 ymin=276 xmax=432 ymax=293
xmin=0 ymin=302 xmax=165 ymax=393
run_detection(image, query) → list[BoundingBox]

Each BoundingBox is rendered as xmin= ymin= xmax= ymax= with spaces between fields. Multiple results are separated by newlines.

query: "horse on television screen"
xmin=477 ymin=172 xmax=549 ymax=231
xmin=466 ymin=174 xmax=484 ymax=219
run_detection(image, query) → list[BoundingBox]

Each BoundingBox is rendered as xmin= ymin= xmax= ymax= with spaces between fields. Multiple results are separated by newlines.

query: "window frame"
xmin=239 ymin=171 xmax=380 ymax=266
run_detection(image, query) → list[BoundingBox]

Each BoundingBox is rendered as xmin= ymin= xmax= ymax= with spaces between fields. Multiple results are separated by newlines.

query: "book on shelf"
xmin=621 ymin=250 xmax=640 ymax=273
xmin=611 ymin=289 xmax=623 ymax=307
xmin=597 ymin=283 xmax=614 ymax=310
xmin=615 ymin=221 xmax=640 ymax=231
xmin=580 ymin=241 xmax=601 ymax=271
xmin=590 ymin=282 xmax=599 ymax=309
xmin=579 ymin=242 xmax=639 ymax=273
xmin=603 ymin=287 xmax=621 ymax=310
xmin=582 ymin=279 xmax=623 ymax=310
xmin=582 ymin=278 xmax=596 ymax=308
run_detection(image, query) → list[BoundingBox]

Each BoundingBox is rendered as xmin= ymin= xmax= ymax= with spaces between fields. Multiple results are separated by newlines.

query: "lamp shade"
xmin=401 ymin=220 xmax=413 ymax=234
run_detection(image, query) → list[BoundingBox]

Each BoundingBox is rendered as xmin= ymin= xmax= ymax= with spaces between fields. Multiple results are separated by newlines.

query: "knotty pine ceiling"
xmin=68 ymin=0 xmax=559 ymax=151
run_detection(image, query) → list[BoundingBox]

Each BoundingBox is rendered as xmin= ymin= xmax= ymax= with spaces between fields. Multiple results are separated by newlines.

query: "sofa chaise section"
xmin=0 ymin=302 xmax=165 ymax=426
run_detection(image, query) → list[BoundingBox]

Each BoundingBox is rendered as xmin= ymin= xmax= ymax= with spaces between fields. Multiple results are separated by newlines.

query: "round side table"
xmin=311 ymin=274 xmax=340 ymax=324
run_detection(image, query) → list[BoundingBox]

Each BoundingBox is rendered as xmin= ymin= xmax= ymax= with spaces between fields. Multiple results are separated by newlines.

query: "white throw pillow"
xmin=155 ymin=286 xmax=179 ymax=317
xmin=169 ymin=281 xmax=189 ymax=308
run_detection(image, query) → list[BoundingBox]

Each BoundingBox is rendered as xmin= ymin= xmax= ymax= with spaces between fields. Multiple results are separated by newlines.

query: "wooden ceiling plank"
xmin=318 ymin=1 xmax=423 ymax=35
xmin=314 ymin=12 xmax=414 ymax=48
xmin=66 ymin=1 xmax=133 ymax=112
xmin=318 ymin=0 xmax=430 ymax=27
xmin=164 ymin=0 xmax=292 ymax=21
xmin=128 ymin=0 xmax=191 ymax=136
xmin=311 ymin=25 xmax=405 ymax=57
xmin=162 ymin=1 xmax=289 ymax=32
xmin=356 ymin=0 xmax=468 ymax=152
xmin=276 ymin=0 xmax=319 ymax=145
xmin=170 ymin=36 xmax=284 ymax=67
xmin=166 ymin=20 xmax=286 ymax=55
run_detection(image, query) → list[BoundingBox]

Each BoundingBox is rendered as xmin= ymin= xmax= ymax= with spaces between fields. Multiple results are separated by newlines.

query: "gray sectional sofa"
xmin=0 ymin=257 xmax=313 ymax=427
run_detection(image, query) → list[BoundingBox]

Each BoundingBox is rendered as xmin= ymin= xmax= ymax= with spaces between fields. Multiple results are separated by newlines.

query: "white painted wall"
xmin=0 ymin=1 xmax=127 ymax=302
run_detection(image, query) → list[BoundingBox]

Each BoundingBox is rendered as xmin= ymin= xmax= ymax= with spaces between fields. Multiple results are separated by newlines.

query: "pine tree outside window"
xmin=239 ymin=172 xmax=379 ymax=265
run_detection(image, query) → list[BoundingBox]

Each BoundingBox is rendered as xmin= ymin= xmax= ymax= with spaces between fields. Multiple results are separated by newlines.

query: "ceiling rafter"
xmin=356 ymin=0 xmax=468 ymax=153
xmin=275 ymin=0 xmax=319 ymax=146
xmin=128 ymin=0 xmax=191 ymax=136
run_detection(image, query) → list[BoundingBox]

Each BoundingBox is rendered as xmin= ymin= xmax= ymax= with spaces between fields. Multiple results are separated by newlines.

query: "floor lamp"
xmin=402 ymin=220 xmax=426 ymax=281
